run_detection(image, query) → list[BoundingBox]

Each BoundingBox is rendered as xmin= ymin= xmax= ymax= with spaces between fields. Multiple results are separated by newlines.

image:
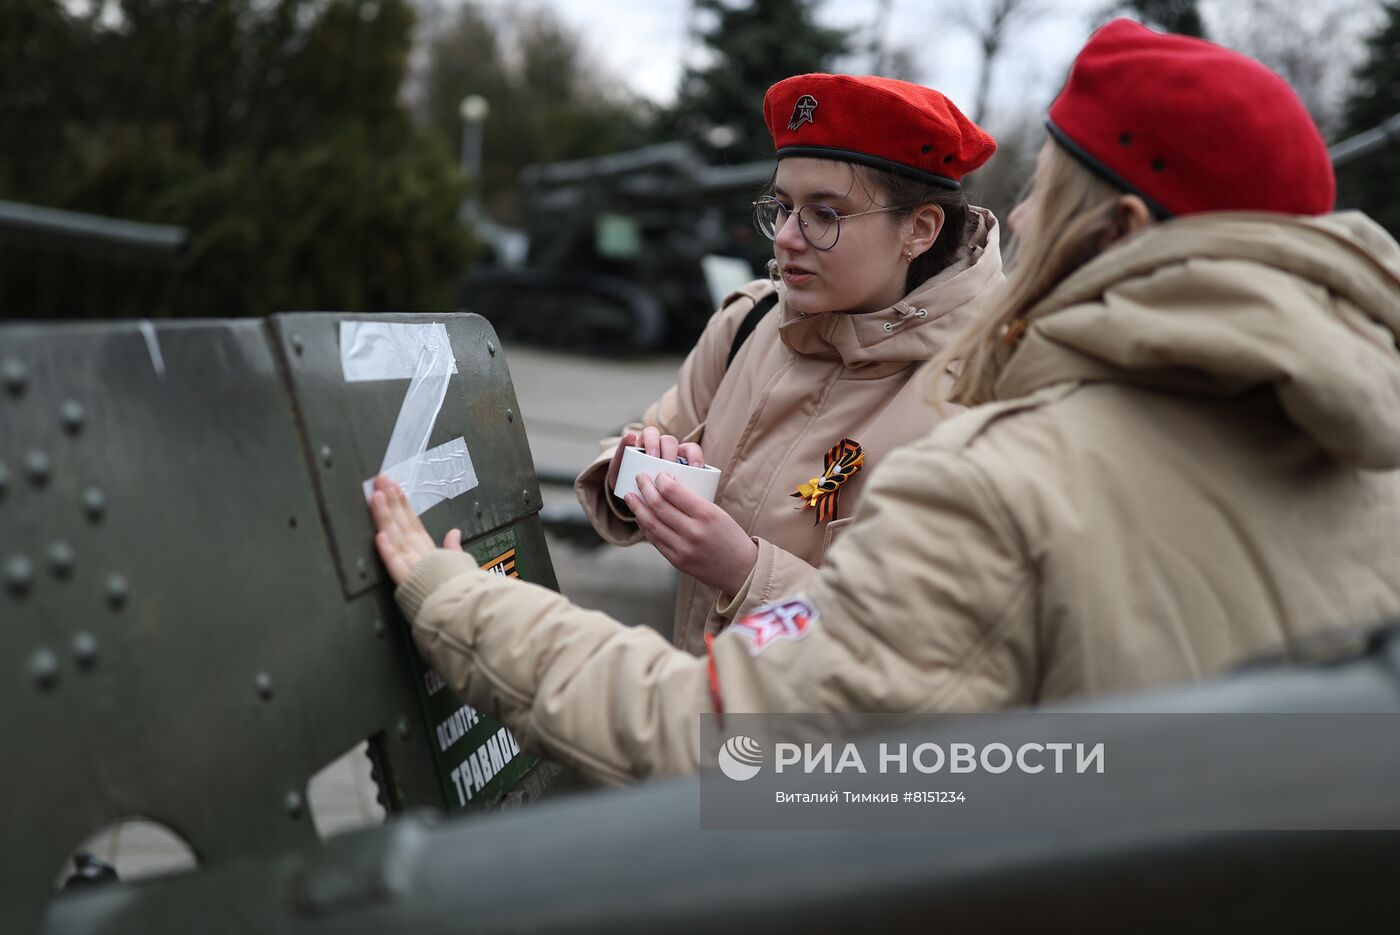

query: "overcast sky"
xmin=430 ymin=0 xmax=1381 ymax=137
xmin=536 ymin=0 xmax=1101 ymax=122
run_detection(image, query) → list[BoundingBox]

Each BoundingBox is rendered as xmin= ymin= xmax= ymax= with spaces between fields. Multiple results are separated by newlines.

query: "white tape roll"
xmin=613 ymin=446 xmax=722 ymax=503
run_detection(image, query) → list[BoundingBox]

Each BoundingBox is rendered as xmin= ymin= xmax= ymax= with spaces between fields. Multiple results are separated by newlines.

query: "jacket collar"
xmin=995 ymin=211 xmax=1400 ymax=469
xmin=774 ymin=207 xmax=1003 ymax=372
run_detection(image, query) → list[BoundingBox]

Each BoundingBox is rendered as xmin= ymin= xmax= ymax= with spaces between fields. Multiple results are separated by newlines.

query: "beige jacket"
xmin=576 ymin=209 xmax=1004 ymax=653
xmin=399 ymin=211 xmax=1400 ymax=784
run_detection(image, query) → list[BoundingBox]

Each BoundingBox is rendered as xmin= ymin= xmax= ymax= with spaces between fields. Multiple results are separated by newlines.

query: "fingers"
xmin=624 ymin=490 xmax=683 ymax=555
xmin=636 ymin=473 xmax=702 ymax=538
xmin=444 ymin=528 xmax=463 ymax=551
xmin=659 ymin=434 xmax=679 ymax=463
xmin=653 ymin=471 xmax=708 ymax=517
xmin=640 ymin=426 xmax=661 ymax=458
xmin=677 ymin=442 xmax=704 ymax=468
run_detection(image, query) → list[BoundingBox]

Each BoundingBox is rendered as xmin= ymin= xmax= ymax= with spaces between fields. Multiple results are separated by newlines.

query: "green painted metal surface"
xmin=0 ymin=312 xmax=558 ymax=934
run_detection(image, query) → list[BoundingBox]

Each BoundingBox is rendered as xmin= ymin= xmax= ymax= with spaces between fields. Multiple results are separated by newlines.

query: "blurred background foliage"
xmin=1 ymin=0 xmax=473 ymax=317
xmin=0 ymin=0 xmax=1395 ymax=322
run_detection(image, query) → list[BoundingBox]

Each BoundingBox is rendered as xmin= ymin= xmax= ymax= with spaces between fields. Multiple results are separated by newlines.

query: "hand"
xmin=606 ymin=426 xmax=704 ymax=494
xmin=624 ymin=472 xmax=756 ymax=596
xmin=369 ymin=474 xmax=464 ymax=585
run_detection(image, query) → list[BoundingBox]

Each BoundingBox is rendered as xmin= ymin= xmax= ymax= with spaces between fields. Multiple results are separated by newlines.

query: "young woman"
xmin=373 ymin=20 xmax=1400 ymax=783
xmin=573 ymin=73 xmax=1002 ymax=654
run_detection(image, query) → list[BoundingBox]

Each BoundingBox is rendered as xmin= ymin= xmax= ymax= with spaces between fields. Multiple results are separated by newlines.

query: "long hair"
xmin=933 ymin=140 xmax=1127 ymax=407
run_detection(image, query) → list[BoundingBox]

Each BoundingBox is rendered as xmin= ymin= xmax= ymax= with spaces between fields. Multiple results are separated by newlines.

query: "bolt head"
xmin=105 ymin=573 xmax=128 ymax=610
xmin=320 ymin=445 xmax=333 ymax=468
xmin=30 ymin=648 xmax=59 ymax=690
xmin=82 ymin=486 xmax=107 ymax=522
xmin=506 ymin=408 xmax=514 ymax=423
xmin=72 ymin=632 xmax=98 ymax=669
xmin=24 ymin=450 xmax=51 ymax=486
xmin=255 ymin=672 xmax=274 ymax=700
xmin=2 ymin=357 xmax=26 ymax=395
xmin=285 ymin=791 xmax=303 ymax=818
xmin=6 ymin=555 xmax=34 ymax=595
xmin=291 ymin=334 xmax=305 ymax=356
xmin=397 ymin=717 xmax=411 ymax=741
xmin=60 ymin=399 xmax=86 ymax=434
xmin=487 ymin=341 xmax=496 ymax=356
xmin=374 ymin=618 xmax=386 ymax=639
xmin=49 ymin=541 xmax=75 ymax=578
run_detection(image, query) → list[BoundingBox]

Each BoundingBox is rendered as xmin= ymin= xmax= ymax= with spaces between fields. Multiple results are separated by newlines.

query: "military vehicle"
xmin=6 ymin=121 xmax=1400 ymax=932
xmin=461 ymin=142 xmax=773 ymax=354
xmin=6 ymin=303 xmax=1400 ymax=934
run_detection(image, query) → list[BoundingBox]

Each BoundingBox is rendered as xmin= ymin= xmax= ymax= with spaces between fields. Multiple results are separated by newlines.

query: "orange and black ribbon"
xmin=791 ymin=437 xmax=864 ymax=525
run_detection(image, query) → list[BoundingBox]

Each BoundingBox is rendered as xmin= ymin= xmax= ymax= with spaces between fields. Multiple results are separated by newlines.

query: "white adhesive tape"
xmin=340 ymin=322 xmax=459 ymax=382
xmin=340 ymin=320 xmax=477 ymax=517
xmin=613 ymin=446 xmax=722 ymax=503
xmin=362 ymin=437 xmax=478 ymax=515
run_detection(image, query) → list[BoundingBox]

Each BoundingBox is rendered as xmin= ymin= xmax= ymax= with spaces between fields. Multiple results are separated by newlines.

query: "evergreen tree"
xmin=667 ymin=0 xmax=850 ymax=163
xmin=1100 ymin=0 xmax=1206 ymax=37
xmin=417 ymin=1 xmax=651 ymax=226
xmin=0 ymin=0 xmax=468 ymax=319
xmin=1338 ymin=0 xmax=1400 ymax=236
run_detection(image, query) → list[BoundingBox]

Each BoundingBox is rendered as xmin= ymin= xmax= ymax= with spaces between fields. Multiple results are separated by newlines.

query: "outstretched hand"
xmin=624 ymin=472 xmax=757 ymax=596
xmin=369 ymin=474 xmax=463 ymax=585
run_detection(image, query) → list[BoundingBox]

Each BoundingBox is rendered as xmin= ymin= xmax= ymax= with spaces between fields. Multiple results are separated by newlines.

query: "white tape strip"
xmin=340 ymin=320 xmax=478 ymax=517
xmin=362 ymin=437 xmax=478 ymax=515
xmin=139 ymin=320 xmax=166 ymax=380
xmin=340 ymin=322 xmax=459 ymax=382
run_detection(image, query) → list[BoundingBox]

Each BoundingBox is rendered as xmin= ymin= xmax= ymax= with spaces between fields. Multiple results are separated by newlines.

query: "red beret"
xmin=763 ymin=74 xmax=996 ymax=190
xmin=1048 ymin=18 xmax=1334 ymax=217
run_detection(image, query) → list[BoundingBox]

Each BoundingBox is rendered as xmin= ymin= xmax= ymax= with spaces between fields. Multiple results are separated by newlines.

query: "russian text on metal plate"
xmin=0 ymin=314 xmax=558 ymax=935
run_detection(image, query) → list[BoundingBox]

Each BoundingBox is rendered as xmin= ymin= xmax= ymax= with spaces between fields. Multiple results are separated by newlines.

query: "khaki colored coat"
xmin=575 ymin=209 xmax=1004 ymax=653
xmin=398 ymin=211 xmax=1400 ymax=784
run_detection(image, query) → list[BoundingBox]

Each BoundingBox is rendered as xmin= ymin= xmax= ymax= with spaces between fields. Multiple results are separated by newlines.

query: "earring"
xmin=903 ymin=249 xmax=913 ymax=262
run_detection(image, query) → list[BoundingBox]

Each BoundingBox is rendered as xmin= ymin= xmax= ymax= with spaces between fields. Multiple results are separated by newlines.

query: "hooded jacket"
xmin=576 ymin=209 xmax=1003 ymax=653
xmin=398 ymin=211 xmax=1400 ymax=783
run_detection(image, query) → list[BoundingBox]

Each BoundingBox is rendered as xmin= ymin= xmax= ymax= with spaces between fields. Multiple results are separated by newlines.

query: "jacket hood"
xmin=996 ymin=211 xmax=1400 ymax=469
xmin=773 ymin=206 xmax=1004 ymax=370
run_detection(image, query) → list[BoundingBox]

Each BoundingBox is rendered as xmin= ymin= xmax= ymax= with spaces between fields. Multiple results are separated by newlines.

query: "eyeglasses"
xmin=751 ymin=195 xmax=901 ymax=251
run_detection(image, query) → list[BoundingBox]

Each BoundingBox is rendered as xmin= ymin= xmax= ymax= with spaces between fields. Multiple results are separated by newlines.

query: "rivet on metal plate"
xmin=49 ymin=541 xmax=75 ymax=578
xmin=2 ymin=357 xmax=26 ymax=395
xmin=60 ymin=399 xmax=86 ymax=435
xmin=106 ymin=573 xmax=128 ymax=610
xmin=30 ymin=648 xmax=59 ymax=690
xmin=83 ymin=486 xmax=107 ymax=522
xmin=72 ymin=632 xmax=99 ymax=669
xmin=25 ymin=450 xmax=51 ymax=486
xmin=6 ymin=555 xmax=34 ymax=595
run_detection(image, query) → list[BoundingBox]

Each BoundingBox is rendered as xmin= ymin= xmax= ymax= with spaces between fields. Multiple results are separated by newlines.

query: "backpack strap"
xmin=725 ymin=291 xmax=780 ymax=371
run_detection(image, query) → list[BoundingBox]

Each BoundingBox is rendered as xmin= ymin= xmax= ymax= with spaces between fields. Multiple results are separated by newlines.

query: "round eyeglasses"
xmin=751 ymin=196 xmax=901 ymax=251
